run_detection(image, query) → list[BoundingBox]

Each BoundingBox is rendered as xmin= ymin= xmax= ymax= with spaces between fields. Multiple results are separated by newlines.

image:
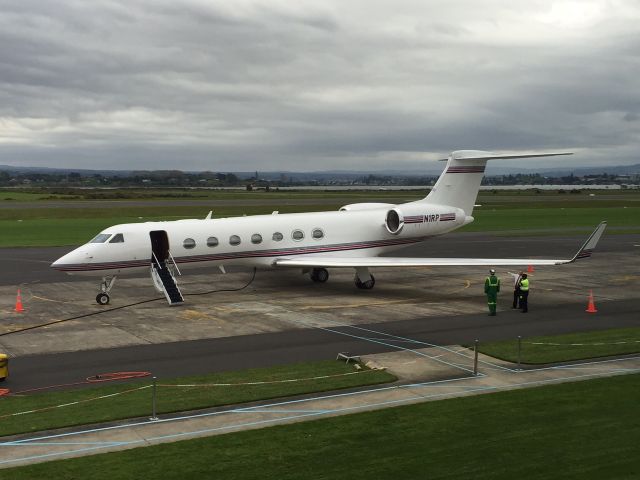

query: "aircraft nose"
xmin=51 ymin=249 xmax=91 ymax=271
xmin=51 ymin=252 xmax=72 ymax=270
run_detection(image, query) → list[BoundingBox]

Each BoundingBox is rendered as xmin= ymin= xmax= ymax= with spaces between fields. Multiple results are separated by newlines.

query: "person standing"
xmin=484 ymin=269 xmax=501 ymax=316
xmin=519 ymin=273 xmax=529 ymax=313
xmin=507 ymin=271 xmax=523 ymax=309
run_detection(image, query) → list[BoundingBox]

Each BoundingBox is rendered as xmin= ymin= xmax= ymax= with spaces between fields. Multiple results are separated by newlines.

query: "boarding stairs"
xmin=151 ymin=252 xmax=184 ymax=306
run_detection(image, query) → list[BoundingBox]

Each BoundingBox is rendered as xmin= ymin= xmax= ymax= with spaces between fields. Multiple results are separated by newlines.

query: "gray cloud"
xmin=0 ymin=0 xmax=639 ymax=172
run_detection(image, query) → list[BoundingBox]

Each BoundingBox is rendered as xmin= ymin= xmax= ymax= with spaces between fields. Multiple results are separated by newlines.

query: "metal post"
xmin=473 ymin=339 xmax=479 ymax=376
xmin=149 ymin=376 xmax=158 ymax=421
xmin=517 ymin=336 xmax=522 ymax=371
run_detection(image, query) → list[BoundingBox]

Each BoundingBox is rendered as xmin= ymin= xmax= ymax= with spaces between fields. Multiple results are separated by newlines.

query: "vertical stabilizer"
xmin=424 ymin=150 xmax=572 ymax=215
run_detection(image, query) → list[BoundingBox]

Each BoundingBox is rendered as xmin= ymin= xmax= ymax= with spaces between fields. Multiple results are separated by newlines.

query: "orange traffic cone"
xmin=527 ymin=264 xmax=535 ymax=273
xmin=14 ymin=289 xmax=24 ymax=313
xmin=586 ymin=290 xmax=597 ymax=313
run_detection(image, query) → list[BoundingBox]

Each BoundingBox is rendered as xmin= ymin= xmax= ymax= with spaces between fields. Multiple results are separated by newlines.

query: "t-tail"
xmin=423 ymin=150 xmax=573 ymax=215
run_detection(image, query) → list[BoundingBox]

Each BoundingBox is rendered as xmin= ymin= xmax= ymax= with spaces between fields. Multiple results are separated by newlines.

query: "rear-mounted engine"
xmin=384 ymin=209 xmax=404 ymax=234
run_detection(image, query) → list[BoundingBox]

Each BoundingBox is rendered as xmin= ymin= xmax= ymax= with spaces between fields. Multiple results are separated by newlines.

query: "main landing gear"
xmin=96 ymin=276 xmax=117 ymax=305
xmin=354 ymin=267 xmax=375 ymax=290
xmin=354 ymin=274 xmax=375 ymax=290
xmin=310 ymin=268 xmax=329 ymax=283
xmin=307 ymin=267 xmax=376 ymax=290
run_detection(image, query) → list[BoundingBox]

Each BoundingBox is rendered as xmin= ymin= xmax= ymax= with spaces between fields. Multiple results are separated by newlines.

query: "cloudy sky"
xmin=0 ymin=0 xmax=638 ymax=172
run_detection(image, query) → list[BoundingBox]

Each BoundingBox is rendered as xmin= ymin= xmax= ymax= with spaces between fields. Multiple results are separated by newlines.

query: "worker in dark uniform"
xmin=519 ymin=273 xmax=529 ymax=313
xmin=507 ymin=271 xmax=523 ymax=309
xmin=484 ymin=269 xmax=501 ymax=316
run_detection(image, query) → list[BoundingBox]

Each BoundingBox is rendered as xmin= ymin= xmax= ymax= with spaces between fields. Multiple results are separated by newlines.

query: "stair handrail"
xmin=151 ymin=251 xmax=161 ymax=268
xmin=167 ymin=250 xmax=182 ymax=276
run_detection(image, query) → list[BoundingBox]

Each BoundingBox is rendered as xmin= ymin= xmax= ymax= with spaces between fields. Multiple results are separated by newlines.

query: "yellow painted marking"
xmin=439 ymin=280 xmax=473 ymax=296
xmin=211 ymin=306 xmax=245 ymax=314
xmin=610 ymin=275 xmax=640 ymax=283
xmin=30 ymin=295 xmax=80 ymax=305
xmin=180 ymin=309 xmax=213 ymax=321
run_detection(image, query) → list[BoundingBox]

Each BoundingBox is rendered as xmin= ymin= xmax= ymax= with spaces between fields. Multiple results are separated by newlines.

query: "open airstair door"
xmin=149 ymin=230 xmax=184 ymax=306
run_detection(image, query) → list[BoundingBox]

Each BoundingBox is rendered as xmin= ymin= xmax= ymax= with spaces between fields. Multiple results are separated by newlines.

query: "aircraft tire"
xmin=310 ymin=268 xmax=329 ymax=283
xmin=96 ymin=293 xmax=110 ymax=305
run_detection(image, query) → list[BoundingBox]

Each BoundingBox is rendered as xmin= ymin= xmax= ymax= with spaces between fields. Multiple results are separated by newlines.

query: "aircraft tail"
xmin=423 ymin=150 xmax=572 ymax=215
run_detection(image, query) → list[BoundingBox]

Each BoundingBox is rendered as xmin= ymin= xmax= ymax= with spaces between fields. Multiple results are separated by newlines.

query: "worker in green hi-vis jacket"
xmin=484 ymin=269 xmax=501 ymax=316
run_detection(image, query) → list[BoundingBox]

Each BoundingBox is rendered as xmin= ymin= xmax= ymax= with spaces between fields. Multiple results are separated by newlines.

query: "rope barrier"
xmin=157 ymin=370 xmax=374 ymax=388
xmin=0 ymin=363 xmax=368 ymax=420
xmin=0 ymin=385 xmax=150 ymax=420
xmin=86 ymin=372 xmax=151 ymax=383
xmin=5 ymin=371 xmax=153 ymax=395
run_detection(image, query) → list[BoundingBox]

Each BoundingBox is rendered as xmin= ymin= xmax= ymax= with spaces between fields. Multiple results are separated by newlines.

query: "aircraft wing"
xmin=274 ymin=222 xmax=607 ymax=269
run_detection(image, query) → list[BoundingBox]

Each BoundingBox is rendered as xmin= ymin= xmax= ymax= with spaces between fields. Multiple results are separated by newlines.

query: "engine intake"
xmin=385 ymin=209 xmax=404 ymax=235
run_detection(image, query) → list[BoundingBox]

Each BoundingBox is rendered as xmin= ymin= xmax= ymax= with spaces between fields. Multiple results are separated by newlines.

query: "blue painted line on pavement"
xmin=3 ymin=441 xmax=130 ymax=447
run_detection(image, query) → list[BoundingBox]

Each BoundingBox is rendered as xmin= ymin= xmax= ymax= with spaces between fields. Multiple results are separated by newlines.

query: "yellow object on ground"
xmin=0 ymin=354 xmax=8 ymax=381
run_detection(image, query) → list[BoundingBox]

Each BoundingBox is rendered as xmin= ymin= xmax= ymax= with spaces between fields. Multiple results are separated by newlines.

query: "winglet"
xmin=564 ymin=221 xmax=607 ymax=264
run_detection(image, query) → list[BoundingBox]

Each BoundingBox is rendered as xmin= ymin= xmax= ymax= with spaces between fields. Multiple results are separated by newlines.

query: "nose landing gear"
xmin=96 ymin=293 xmax=110 ymax=305
xmin=96 ymin=276 xmax=117 ymax=305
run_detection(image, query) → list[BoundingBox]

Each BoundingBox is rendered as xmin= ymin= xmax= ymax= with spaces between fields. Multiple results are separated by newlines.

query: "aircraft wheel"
xmin=310 ymin=268 xmax=329 ymax=283
xmin=355 ymin=274 xmax=375 ymax=290
xmin=96 ymin=293 xmax=110 ymax=305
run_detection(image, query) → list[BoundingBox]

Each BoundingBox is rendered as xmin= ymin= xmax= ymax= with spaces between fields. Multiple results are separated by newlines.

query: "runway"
xmin=1 ymin=231 xmax=639 ymax=393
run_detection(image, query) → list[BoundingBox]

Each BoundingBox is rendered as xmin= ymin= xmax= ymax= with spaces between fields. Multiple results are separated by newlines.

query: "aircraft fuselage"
xmin=51 ymin=202 xmax=467 ymax=276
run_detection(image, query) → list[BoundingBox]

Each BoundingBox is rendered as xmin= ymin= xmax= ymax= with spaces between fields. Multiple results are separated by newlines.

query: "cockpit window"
xmin=109 ymin=233 xmax=125 ymax=243
xmin=89 ymin=233 xmax=112 ymax=243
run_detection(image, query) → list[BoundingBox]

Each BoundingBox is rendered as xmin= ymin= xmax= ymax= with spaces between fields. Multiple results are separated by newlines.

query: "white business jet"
xmin=51 ymin=150 xmax=607 ymax=306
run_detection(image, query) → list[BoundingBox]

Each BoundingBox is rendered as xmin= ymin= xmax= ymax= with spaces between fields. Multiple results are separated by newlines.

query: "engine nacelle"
xmin=339 ymin=202 xmax=394 ymax=212
xmin=384 ymin=208 xmax=404 ymax=235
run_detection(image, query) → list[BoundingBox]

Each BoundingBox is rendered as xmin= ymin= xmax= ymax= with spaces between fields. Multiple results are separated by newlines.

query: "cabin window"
xmin=292 ymin=230 xmax=304 ymax=241
xmin=109 ymin=233 xmax=125 ymax=243
xmin=207 ymin=237 xmax=219 ymax=247
xmin=90 ymin=233 xmax=112 ymax=243
xmin=251 ymin=233 xmax=262 ymax=244
xmin=312 ymin=228 xmax=324 ymax=240
xmin=272 ymin=232 xmax=283 ymax=241
xmin=183 ymin=238 xmax=196 ymax=249
xmin=229 ymin=235 xmax=241 ymax=246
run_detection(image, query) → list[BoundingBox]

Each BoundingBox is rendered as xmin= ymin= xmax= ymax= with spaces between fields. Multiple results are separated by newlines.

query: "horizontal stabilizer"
xmin=428 ymin=150 xmax=573 ymax=216
xmin=439 ymin=151 xmax=573 ymax=161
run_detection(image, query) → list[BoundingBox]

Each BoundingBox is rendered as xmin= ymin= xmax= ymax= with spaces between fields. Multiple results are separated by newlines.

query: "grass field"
xmin=0 ymin=188 xmax=420 ymax=202
xmin=0 ymin=189 xmax=639 ymax=247
xmin=477 ymin=327 xmax=640 ymax=364
xmin=2 ymin=206 xmax=638 ymax=247
xmin=0 ymin=190 xmax=76 ymax=201
xmin=0 ymin=360 xmax=395 ymax=437
xmin=0 ymin=204 xmax=336 ymax=247
xmin=4 ymin=373 xmax=639 ymax=479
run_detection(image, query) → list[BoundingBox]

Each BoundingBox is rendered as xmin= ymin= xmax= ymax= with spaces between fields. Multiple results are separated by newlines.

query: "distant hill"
xmin=1 ymin=163 xmax=639 ymax=178
xmin=0 ymin=165 xmax=132 ymax=176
